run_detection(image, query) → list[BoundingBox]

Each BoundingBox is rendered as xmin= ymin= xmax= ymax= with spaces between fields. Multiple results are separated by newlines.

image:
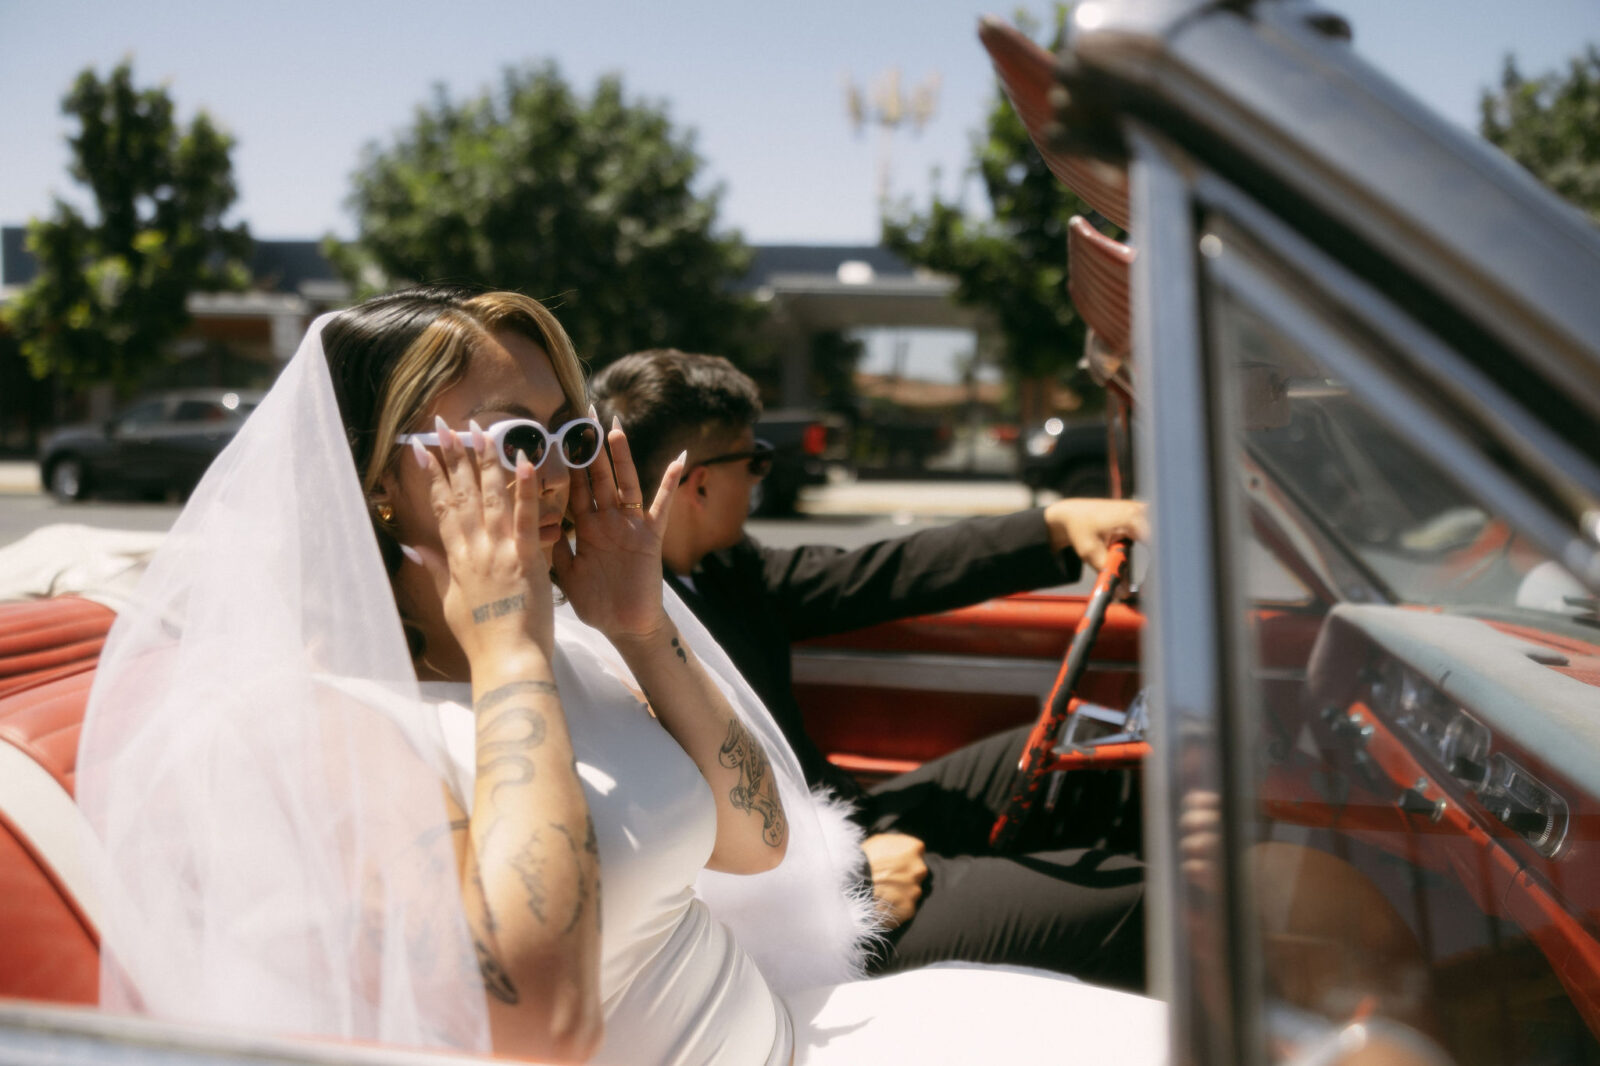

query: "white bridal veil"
xmin=77 ymin=311 xmax=876 ymax=1052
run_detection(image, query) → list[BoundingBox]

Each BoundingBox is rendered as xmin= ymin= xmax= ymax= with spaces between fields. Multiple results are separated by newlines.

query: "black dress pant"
xmin=861 ymin=725 xmax=1147 ymax=991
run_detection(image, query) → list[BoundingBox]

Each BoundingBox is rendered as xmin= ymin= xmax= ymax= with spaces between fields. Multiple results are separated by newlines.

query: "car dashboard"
xmin=1282 ymin=603 xmax=1600 ymax=1044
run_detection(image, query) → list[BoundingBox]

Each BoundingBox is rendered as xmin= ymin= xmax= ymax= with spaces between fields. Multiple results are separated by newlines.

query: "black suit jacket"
xmin=666 ymin=508 xmax=1081 ymax=812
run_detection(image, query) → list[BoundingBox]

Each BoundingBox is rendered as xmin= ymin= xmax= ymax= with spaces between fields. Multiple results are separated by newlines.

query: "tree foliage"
xmin=335 ymin=64 xmax=760 ymax=367
xmin=882 ymin=9 xmax=1100 ymax=396
xmin=1480 ymin=46 xmax=1600 ymax=223
xmin=3 ymin=62 xmax=252 ymax=393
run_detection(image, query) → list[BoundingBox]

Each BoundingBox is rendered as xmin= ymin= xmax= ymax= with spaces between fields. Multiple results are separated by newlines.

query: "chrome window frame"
xmin=1130 ymin=112 xmax=1600 ymax=1066
xmin=1132 ymin=124 xmax=1268 ymax=1066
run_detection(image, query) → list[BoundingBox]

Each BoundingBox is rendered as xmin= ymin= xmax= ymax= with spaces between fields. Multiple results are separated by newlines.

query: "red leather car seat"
xmin=0 ymin=596 xmax=114 ymax=700
xmin=0 ymin=597 xmax=114 ymax=1006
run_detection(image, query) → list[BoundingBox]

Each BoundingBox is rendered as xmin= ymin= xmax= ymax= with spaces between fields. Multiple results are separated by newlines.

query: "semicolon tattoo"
xmin=717 ymin=720 xmax=786 ymax=847
xmin=670 ymin=636 xmax=687 ymax=665
xmin=471 ymin=594 xmax=526 ymax=624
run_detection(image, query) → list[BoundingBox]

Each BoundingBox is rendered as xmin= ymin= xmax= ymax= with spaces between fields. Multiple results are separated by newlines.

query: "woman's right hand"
xmin=406 ymin=416 xmax=554 ymax=664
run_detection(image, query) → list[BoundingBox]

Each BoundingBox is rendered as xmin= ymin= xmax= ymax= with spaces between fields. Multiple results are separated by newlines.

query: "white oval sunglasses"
xmin=398 ymin=417 xmax=605 ymax=472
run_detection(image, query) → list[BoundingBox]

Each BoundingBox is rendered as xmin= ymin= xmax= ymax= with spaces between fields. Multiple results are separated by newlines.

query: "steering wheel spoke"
xmin=990 ymin=538 xmax=1142 ymax=849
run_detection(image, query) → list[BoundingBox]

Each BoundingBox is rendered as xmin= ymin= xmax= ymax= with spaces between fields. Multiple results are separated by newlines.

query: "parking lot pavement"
xmin=0 ymin=462 xmax=40 ymax=496
xmin=1 ymin=458 xmax=1044 ymax=518
xmin=798 ymin=478 xmax=1040 ymax=518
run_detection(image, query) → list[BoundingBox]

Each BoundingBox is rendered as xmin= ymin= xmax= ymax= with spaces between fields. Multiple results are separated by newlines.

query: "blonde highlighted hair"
xmin=321 ymin=286 xmax=587 ymax=569
xmin=334 ymin=290 xmax=587 ymax=496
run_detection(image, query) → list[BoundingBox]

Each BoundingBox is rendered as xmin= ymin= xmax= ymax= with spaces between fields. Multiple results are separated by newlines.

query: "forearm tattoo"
xmin=549 ymin=821 xmax=594 ymax=934
xmin=475 ymin=939 xmax=519 ymax=1005
xmin=508 ymin=832 xmax=549 ymax=925
xmin=475 ymin=701 xmax=548 ymax=807
xmin=476 ymin=679 xmax=557 ymax=713
xmin=717 ymin=720 xmax=786 ymax=847
xmin=471 ymin=594 xmax=526 ymax=624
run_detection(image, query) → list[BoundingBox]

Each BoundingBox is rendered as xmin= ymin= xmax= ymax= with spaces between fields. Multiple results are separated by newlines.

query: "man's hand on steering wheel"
xmin=1043 ymin=498 xmax=1149 ymax=571
xmin=991 ymin=501 xmax=1149 ymax=850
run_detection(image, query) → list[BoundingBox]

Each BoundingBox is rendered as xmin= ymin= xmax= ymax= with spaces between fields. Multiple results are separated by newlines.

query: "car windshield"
xmin=1196 ymin=215 xmax=1600 ymax=1062
xmin=1231 ymin=310 xmax=1591 ymax=628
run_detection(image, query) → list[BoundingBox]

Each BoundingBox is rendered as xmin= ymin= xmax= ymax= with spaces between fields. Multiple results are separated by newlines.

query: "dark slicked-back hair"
xmin=589 ymin=349 xmax=762 ymax=504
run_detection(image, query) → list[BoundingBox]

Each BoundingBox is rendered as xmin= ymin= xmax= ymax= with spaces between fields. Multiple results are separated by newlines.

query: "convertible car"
xmin=2 ymin=1 xmax=1598 ymax=1063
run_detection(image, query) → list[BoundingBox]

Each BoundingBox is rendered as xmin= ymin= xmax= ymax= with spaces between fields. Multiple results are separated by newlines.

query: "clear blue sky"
xmin=2 ymin=0 xmax=1596 ymax=245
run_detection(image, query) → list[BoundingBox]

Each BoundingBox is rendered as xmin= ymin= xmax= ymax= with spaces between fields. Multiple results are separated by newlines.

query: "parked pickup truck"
xmin=750 ymin=409 xmax=851 ymax=516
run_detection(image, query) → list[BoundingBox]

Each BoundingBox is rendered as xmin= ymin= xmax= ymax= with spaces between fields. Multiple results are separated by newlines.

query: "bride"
xmin=77 ymin=287 xmax=1162 ymax=1064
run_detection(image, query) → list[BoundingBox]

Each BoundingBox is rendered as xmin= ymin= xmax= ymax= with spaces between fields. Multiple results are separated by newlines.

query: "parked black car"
xmin=1019 ymin=416 xmax=1110 ymax=499
xmin=38 ymin=389 xmax=264 ymax=502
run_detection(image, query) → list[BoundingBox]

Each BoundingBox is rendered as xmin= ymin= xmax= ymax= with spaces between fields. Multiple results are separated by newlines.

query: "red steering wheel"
xmin=990 ymin=538 xmax=1146 ymax=849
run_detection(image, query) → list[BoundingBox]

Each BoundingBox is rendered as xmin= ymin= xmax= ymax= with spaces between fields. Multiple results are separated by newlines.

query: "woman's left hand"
xmin=553 ymin=417 xmax=687 ymax=641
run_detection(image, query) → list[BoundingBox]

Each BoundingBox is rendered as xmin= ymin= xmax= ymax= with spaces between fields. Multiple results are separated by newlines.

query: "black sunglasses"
xmin=680 ymin=439 xmax=775 ymax=483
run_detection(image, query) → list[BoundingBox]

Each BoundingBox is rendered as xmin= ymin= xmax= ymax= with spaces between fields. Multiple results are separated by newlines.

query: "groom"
xmin=589 ymin=349 xmax=1148 ymax=989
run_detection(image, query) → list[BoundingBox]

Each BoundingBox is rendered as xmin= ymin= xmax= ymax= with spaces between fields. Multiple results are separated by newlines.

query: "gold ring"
xmin=621 ymin=502 xmax=643 ymax=510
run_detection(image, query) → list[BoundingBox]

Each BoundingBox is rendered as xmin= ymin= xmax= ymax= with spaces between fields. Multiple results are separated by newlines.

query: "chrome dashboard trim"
xmin=791 ymin=649 xmax=1068 ymax=697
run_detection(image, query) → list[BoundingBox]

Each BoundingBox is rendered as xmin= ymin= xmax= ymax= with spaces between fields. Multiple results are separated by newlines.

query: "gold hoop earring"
xmin=375 ymin=502 xmax=395 ymax=523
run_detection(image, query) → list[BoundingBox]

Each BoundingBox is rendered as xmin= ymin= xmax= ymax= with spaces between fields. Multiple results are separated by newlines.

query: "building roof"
xmin=2 ymin=228 xmax=339 ymax=296
xmin=738 ymin=244 xmax=917 ymax=290
xmin=1 ymin=227 xmax=30 ymax=288
xmin=3 ymin=229 xmax=927 ymax=300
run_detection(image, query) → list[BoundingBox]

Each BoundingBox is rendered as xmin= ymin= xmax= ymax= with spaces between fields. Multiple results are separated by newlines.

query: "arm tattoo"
xmin=476 ymin=679 xmax=557 ymax=713
xmin=717 ymin=720 xmax=786 ymax=847
xmin=475 ymin=939 xmax=519 ymax=1005
xmin=476 ymin=703 xmax=547 ymax=806
xmin=582 ymin=811 xmax=600 ymax=857
xmin=549 ymin=821 xmax=597 ymax=934
xmin=470 ymin=594 xmax=526 ymax=624
xmin=670 ymin=636 xmax=688 ymax=664
xmin=507 ymin=833 xmax=548 ymax=925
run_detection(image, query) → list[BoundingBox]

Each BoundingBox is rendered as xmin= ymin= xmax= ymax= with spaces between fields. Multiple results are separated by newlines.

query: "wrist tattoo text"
xmin=471 ymin=594 xmax=526 ymax=624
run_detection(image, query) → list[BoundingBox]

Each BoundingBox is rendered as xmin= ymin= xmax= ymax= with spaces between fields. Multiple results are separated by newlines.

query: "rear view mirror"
xmin=1238 ymin=364 xmax=1290 ymax=430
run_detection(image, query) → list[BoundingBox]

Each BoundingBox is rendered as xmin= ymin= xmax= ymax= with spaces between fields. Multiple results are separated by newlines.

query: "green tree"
xmin=882 ymin=8 xmax=1101 ymax=420
xmin=1480 ymin=47 xmax=1600 ymax=223
xmin=335 ymin=63 xmax=760 ymax=367
xmin=3 ymin=62 xmax=252 ymax=394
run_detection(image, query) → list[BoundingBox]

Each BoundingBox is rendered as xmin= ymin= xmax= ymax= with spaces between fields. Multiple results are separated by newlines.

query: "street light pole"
xmin=844 ymin=69 xmax=941 ymax=216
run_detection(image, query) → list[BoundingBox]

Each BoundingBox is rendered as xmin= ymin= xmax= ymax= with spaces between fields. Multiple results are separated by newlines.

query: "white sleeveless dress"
xmin=425 ymin=677 xmax=1165 ymax=1066
xmin=426 ymin=679 xmax=791 ymax=1066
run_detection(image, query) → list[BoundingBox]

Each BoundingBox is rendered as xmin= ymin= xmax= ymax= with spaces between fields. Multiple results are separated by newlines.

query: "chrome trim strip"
xmin=791 ymin=649 xmax=1062 ymax=696
xmin=794 ymin=647 xmax=1142 ymax=690
xmin=1132 ymin=125 xmax=1262 ymax=1066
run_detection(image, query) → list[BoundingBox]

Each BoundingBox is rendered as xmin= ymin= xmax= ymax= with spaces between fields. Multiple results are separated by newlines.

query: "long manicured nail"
xmin=516 ymin=450 xmax=534 ymax=481
xmin=468 ymin=418 xmax=487 ymax=454
xmin=399 ymin=544 xmax=423 ymax=565
xmin=411 ymin=439 xmax=429 ymax=468
xmin=612 ymin=414 xmax=624 ymax=434
xmin=588 ymin=402 xmax=599 ymax=421
xmin=434 ymin=415 xmax=453 ymax=448
xmin=676 ymin=449 xmax=688 ymax=466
